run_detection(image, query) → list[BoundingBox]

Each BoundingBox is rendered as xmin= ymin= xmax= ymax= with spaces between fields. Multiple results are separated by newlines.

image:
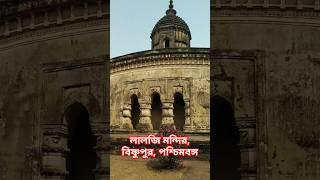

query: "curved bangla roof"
xmin=150 ymin=0 xmax=191 ymax=40
xmin=111 ymin=48 xmax=210 ymax=63
xmin=151 ymin=13 xmax=192 ymax=39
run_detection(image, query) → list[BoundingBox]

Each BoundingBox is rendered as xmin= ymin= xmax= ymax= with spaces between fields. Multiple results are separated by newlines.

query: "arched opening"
xmin=211 ymin=95 xmax=241 ymax=180
xmin=165 ymin=39 xmax=170 ymax=48
xmin=65 ymin=102 xmax=96 ymax=180
xmin=173 ymin=92 xmax=185 ymax=131
xmin=130 ymin=94 xmax=141 ymax=129
xmin=151 ymin=92 xmax=162 ymax=130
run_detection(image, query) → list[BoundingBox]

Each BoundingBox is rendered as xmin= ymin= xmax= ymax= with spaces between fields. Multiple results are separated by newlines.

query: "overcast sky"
xmin=110 ymin=0 xmax=210 ymax=58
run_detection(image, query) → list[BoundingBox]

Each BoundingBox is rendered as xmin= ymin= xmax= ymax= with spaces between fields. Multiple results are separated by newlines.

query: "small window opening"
xmin=165 ymin=39 xmax=170 ymax=48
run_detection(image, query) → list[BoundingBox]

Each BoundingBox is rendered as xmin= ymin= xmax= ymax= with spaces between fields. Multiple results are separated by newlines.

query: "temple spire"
xmin=169 ymin=0 xmax=173 ymax=9
xmin=166 ymin=0 xmax=176 ymax=15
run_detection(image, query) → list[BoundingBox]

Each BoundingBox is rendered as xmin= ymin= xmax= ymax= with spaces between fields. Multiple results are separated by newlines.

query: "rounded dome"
xmin=150 ymin=1 xmax=192 ymax=50
xmin=151 ymin=13 xmax=192 ymax=40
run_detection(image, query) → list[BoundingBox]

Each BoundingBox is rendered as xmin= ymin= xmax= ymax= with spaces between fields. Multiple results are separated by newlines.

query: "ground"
xmin=110 ymin=155 xmax=210 ymax=180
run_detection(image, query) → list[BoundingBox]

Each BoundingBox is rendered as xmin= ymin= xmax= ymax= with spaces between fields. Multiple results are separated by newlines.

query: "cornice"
xmin=212 ymin=0 xmax=320 ymax=19
xmin=0 ymin=0 xmax=105 ymax=17
xmin=0 ymin=0 xmax=108 ymax=38
xmin=110 ymin=48 xmax=210 ymax=74
xmin=42 ymin=124 xmax=68 ymax=136
xmin=1 ymin=0 xmax=75 ymax=17
xmin=112 ymin=48 xmax=210 ymax=61
xmin=212 ymin=0 xmax=320 ymax=10
xmin=0 ymin=18 xmax=108 ymax=51
xmin=42 ymin=55 xmax=108 ymax=73
xmin=211 ymin=49 xmax=265 ymax=58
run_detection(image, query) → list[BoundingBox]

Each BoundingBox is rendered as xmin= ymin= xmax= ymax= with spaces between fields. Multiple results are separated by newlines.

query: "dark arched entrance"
xmin=130 ymin=94 xmax=141 ymax=129
xmin=173 ymin=92 xmax=185 ymax=131
xmin=165 ymin=39 xmax=170 ymax=48
xmin=151 ymin=92 xmax=162 ymax=130
xmin=212 ymin=95 xmax=241 ymax=180
xmin=65 ymin=102 xmax=96 ymax=180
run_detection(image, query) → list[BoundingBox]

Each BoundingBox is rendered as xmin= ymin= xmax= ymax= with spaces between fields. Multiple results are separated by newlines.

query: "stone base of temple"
xmin=135 ymin=123 xmax=153 ymax=132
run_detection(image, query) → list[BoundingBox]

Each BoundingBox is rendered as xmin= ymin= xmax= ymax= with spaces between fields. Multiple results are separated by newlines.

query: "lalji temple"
xmin=110 ymin=1 xmax=210 ymax=133
xmin=0 ymin=0 xmax=319 ymax=180
xmin=109 ymin=0 xmax=211 ymax=172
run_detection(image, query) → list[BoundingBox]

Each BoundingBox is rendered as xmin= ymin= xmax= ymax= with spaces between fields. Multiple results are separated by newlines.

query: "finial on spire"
xmin=166 ymin=0 xmax=176 ymax=15
xmin=169 ymin=0 xmax=173 ymax=9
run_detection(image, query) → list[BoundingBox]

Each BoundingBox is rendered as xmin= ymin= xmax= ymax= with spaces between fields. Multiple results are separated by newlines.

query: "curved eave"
xmin=110 ymin=48 xmax=210 ymax=74
xmin=0 ymin=0 xmax=80 ymax=19
xmin=150 ymin=14 xmax=192 ymax=40
xmin=150 ymin=26 xmax=192 ymax=40
xmin=111 ymin=48 xmax=210 ymax=63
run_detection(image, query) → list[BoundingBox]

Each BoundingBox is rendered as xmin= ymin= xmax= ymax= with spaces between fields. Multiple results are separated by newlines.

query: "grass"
xmin=110 ymin=155 xmax=210 ymax=180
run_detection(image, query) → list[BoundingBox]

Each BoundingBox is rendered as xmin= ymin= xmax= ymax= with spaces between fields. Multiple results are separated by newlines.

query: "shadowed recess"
xmin=131 ymin=94 xmax=141 ymax=129
xmin=151 ymin=92 xmax=162 ymax=130
xmin=211 ymin=95 xmax=241 ymax=180
xmin=65 ymin=102 xmax=96 ymax=180
xmin=173 ymin=92 xmax=185 ymax=131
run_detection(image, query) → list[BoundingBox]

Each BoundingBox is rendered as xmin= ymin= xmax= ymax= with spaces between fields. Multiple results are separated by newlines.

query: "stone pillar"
xmin=97 ymin=0 xmax=103 ymax=17
xmin=136 ymin=101 xmax=153 ymax=132
xmin=84 ymin=2 xmax=89 ymax=19
xmin=120 ymin=104 xmax=133 ymax=130
xmin=183 ymin=98 xmax=192 ymax=131
xmin=57 ymin=7 xmax=62 ymax=24
xmin=44 ymin=11 xmax=49 ymax=27
xmin=70 ymin=4 xmax=75 ymax=21
xmin=4 ymin=20 xmax=9 ymax=36
xmin=297 ymin=0 xmax=303 ymax=10
xmin=40 ymin=125 xmax=68 ymax=180
xmin=30 ymin=12 xmax=35 ymax=29
xmin=17 ymin=16 xmax=22 ymax=32
xmin=216 ymin=0 xmax=221 ymax=8
xmin=161 ymin=99 xmax=175 ymax=125
xmin=263 ymin=0 xmax=269 ymax=8
xmin=93 ymin=127 xmax=110 ymax=180
xmin=316 ymin=0 xmax=320 ymax=11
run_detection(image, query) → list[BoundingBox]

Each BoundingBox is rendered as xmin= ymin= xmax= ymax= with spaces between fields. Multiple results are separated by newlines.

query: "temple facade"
xmin=212 ymin=0 xmax=320 ymax=180
xmin=110 ymin=1 xmax=210 ymax=133
xmin=110 ymin=2 xmax=210 ymax=133
xmin=0 ymin=1 xmax=109 ymax=179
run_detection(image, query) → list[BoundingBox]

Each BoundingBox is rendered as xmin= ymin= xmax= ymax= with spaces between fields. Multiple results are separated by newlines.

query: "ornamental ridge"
xmin=212 ymin=0 xmax=320 ymax=11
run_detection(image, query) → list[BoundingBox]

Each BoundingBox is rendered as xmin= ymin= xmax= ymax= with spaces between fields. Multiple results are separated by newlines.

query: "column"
xmin=97 ymin=0 xmax=103 ymax=17
xmin=120 ymin=104 xmax=133 ymax=130
xmin=231 ymin=0 xmax=236 ymax=7
xmin=247 ymin=0 xmax=252 ymax=8
xmin=216 ymin=0 xmax=221 ymax=8
xmin=136 ymin=100 xmax=153 ymax=132
xmin=4 ymin=20 xmax=9 ymax=36
xmin=183 ymin=99 xmax=192 ymax=132
xmin=17 ymin=16 xmax=22 ymax=32
xmin=70 ymin=4 xmax=75 ymax=21
xmin=57 ymin=7 xmax=62 ymax=24
xmin=263 ymin=0 xmax=269 ymax=8
xmin=93 ymin=127 xmax=110 ymax=180
xmin=297 ymin=0 xmax=303 ymax=10
xmin=84 ymin=2 xmax=89 ymax=20
xmin=316 ymin=0 xmax=320 ymax=11
xmin=30 ymin=12 xmax=35 ymax=29
xmin=44 ymin=11 xmax=49 ymax=27
xmin=161 ymin=99 xmax=175 ymax=126
xmin=280 ymin=0 xmax=285 ymax=9
xmin=40 ymin=125 xmax=68 ymax=180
